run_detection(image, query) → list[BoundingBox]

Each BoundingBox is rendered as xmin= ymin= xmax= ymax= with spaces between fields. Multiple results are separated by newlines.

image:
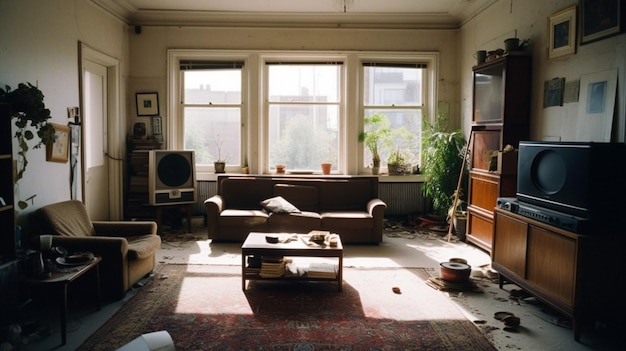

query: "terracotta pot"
xmin=214 ymin=161 xmax=226 ymax=173
xmin=275 ymin=164 xmax=286 ymax=174
xmin=321 ymin=163 xmax=332 ymax=175
xmin=440 ymin=261 xmax=471 ymax=282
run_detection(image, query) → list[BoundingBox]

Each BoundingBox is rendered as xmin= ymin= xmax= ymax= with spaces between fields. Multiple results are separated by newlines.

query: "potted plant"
xmin=387 ymin=149 xmax=411 ymax=175
xmin=421 ymin=114 xmax=468 ymax=216
xmin=0 ymin=83 xmax=53 ymax=182
xmin=358 ymin=113 xmax=392 ymax=175
xmin=213 ymin=134 xmax=226 ymax=173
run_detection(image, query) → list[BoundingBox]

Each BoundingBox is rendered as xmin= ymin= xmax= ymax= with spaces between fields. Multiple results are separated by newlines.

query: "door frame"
xmin=78 ymin=42 xmax=124 ymax=220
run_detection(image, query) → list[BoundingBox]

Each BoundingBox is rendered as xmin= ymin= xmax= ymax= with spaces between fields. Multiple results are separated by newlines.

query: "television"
xmin=148 ymin=150 xmax=197 ymax=206
xmin=516 ymin=141 xmax=626 ymax=222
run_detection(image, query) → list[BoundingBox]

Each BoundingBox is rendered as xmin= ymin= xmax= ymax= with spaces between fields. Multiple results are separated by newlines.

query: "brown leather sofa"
xmin=204 ymin=175 xmax=386 ymax=244
xmin=29 ymin=200 xmax=161 ymax=300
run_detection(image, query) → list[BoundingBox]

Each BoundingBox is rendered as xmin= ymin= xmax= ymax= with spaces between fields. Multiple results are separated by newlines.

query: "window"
xmin=362 ymin=63 xmax=426 ymax=169
xmin=168 ymin=50 xmax=436 ymax=176
xmin=180 ymin=61 xmax=243 ymax=171
xmin=266 ymin=62 xmax=341 ymax=172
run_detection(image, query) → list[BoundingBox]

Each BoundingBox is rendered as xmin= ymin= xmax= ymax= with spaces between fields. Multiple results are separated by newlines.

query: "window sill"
xmin=196 ymin=171 xmax=425 ymax=183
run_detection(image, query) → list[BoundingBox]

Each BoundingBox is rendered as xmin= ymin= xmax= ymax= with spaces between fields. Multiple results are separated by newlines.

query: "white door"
xmin=83 ymin=60 xmax=110 ymax=220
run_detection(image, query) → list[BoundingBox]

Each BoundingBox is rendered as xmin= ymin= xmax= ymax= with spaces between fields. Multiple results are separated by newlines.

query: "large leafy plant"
xmin=0 ymin=82 xmax=53 ymax=182
xmin=421 ymin=115 xmax=467 ymax=215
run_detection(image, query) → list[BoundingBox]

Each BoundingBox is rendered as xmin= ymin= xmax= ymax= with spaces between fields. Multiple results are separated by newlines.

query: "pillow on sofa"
xmin=261 ymin=196 xmax=301 ymax=213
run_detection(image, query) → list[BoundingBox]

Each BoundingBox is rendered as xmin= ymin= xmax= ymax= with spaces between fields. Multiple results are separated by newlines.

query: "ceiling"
xmin=91 ymin=0 xmax=496 ymax=29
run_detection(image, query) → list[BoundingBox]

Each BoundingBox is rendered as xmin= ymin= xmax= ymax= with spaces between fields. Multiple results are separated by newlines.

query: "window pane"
xmin=363 ymin=66 xmax=422 ymax=106
xmin=268 ymin=105 xmax=338 ymax=171
xmin=184 ymin=107 xmax=241 ymax=166
xmin=183 ymin=70 xmax=241 ymax=104
xmin=268 ymin=65 xmax=340 ymax=103
xmin=363 ymin=109 xmax=422 ymax=168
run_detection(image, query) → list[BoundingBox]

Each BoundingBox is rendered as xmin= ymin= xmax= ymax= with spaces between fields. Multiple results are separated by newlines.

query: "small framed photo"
xmin=136 ymin=92 xmax=159 ymax=116
xmin=548 ymin=6 xmax=577 ymax=60
xmin=46 ymin=123 xmax=70 ymax=163
xmin=580 ymin=0 xmax=624 ymax=45
xmin=152 ymin=115 xmax=163 ymax=135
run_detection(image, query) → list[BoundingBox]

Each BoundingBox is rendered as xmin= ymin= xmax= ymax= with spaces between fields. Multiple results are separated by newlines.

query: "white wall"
xmin=460 ymin=0 xmax=626 ymax=142
xmin=0 ymin=0 xmax=129 ymax=224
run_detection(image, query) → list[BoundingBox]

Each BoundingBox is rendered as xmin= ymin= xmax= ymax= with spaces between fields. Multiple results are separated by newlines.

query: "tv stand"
xmin=492 ymin=208 xmax=626 ymax=341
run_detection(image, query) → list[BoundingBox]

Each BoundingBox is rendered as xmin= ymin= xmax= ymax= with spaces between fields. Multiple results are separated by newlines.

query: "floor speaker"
xmin=148 ymin=150 xmax=196 ymax=205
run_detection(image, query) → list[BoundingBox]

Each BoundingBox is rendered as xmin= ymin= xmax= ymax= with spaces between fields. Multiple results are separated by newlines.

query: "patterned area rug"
xmin=78 ymin=264 xmax=496 ymax=350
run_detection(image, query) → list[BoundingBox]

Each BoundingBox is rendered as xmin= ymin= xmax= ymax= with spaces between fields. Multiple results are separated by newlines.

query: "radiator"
xmin=378 ymin=182 xmax=431 ymax=218
xmin=194 ymin=181 xmax=430 ymax=217
xmin=193 ymin=181 xmax=217 ymax=216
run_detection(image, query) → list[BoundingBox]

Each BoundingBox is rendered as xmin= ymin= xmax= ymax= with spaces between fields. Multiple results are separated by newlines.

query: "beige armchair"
xmin=29 ymin=200 xmax=161 ymax=300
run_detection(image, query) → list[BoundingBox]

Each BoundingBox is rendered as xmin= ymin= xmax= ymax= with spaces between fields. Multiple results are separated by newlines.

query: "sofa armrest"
xmin=204 ymin=195 xmax=225 ymax=239
xmin=367 ymin=198 xmax=387 ymax=216
xmin=368 ymin=198 xmax=387 ymax=243
xmin=92 ymin=221 xmax=158 ymax=237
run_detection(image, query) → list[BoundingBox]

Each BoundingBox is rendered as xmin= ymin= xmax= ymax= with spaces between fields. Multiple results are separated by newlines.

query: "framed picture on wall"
xmin=46 ymin=123 xmax=70 ymax=163
xmin=136 ymin=92 xmax=159 ymax=116
xmin=580 ymin=0 xmax=624 ymax=45
xmin=548 ymin=6 xmax=577 ymax=60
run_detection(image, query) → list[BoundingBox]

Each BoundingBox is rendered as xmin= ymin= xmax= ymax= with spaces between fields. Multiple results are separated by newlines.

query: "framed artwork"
xmin=576 ymin=68 xmax=618 ymax=142
xmin=46 ymin=123 xmax=70 ymax=163
xmin=580 ymin=0 xmax=624 ymax=45
xmin=548 ymin=6 xmax=577 ymax=60
xmin=543 ymin=78 xmax=566 ymax=108
xmin=136 ymin=92 xmax=159 ymax=116
xmin=152 ymin=115 xmax=163 ymax=135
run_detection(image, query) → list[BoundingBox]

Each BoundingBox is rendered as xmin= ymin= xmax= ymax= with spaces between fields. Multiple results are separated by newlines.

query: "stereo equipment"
xmin=148 ymin=150 xmax=196 ymax=206
xmin=496 ymin=197 xmax=518 ymax=212
xmin=516 ymin=202 xmax=591 ymax=234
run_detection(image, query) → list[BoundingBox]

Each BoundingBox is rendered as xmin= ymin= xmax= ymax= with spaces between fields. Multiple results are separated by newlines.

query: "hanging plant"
xmin=0 ymin=82 xmax=53 ymax=182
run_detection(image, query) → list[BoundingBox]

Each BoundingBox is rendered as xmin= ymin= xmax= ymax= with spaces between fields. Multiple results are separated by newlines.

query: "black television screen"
xmin=517 ymin=141 xmax=626 ymax=220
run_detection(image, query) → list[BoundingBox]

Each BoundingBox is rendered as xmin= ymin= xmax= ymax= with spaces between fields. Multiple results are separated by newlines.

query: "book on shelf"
xmin=306 ymin=262 xmax=338 ymax=278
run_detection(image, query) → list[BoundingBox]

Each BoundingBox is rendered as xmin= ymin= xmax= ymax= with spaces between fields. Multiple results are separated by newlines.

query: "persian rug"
xmin=78 ymin=264 xmax=496 ymax=350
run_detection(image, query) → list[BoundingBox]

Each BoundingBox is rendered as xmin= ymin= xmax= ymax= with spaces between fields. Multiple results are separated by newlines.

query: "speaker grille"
xmin=149 ymin=150 xmax=196 ymax=205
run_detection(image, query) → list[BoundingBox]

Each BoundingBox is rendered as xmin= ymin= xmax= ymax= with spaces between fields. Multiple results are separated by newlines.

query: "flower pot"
xmin=276 ymin=164 xmax=286 ymax=174
xmin=241 ymin=166 xmax=249 ymax=174
xmin=453 ymin=216 xmax=467 ymax=241
xmin=321 ymin=163 xmax=332 ymax=175
xmin=214 ymin=161 xmax=226 ymax=173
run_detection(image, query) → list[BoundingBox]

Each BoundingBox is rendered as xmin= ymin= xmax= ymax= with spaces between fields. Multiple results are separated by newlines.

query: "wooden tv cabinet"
xmin=492 ymin=208 xmax=626 ymax=341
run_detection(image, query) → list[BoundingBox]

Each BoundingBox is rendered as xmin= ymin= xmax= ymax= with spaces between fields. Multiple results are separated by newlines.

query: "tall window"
xmin=362 ymin=63 xmax=425 ymax=169
xmin=266 ymin=62 xmax=341 ymax=172
xmin=180 ymin=61 xmax=243 ymax=170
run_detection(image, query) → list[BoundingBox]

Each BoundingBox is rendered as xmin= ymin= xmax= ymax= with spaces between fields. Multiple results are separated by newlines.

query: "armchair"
xmin=29 ymin=200 xmax=161 ymax=300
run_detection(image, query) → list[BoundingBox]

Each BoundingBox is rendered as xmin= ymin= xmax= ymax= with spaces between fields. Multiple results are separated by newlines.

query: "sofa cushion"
xmin=273 ymin=184 xmax=319 ymax=212
xmin=221 ymin=178 xmax=273 ymax=209
xmin=268 ymin=211 xmax=321 ymax=232
xmin=127 ymin=234 xmax=162 ymax=260
xmin=219 ymin=209 xmax=269 ymax=227
xmin=319 ymin=179 xmax=373 ymax=211
xmin=261 ymin=196 xmax=301 ymax=213
xmin=321 ymin=211 xmax=374 ymax=229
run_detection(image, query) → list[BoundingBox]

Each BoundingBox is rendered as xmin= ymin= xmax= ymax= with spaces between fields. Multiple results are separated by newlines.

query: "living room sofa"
xmin=29 ymin=200 xmax=161 ymax=300
xmin=204 ymin=175 xmax=387 ymax=244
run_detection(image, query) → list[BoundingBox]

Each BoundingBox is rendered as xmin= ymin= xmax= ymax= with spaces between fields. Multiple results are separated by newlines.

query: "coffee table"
xmin=24 ymin=256 xmax=102 ymax=346
xmin=241 ymin=232 xmax=343 ymax=291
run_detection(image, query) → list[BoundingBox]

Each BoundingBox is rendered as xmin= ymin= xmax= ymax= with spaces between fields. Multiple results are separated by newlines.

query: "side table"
xmin=24 ymin=256 xmax=102 ymax=346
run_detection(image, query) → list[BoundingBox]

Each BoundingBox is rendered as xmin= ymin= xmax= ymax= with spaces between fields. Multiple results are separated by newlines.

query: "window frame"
xmin=167 ymin=50 xmax=438 ymax=179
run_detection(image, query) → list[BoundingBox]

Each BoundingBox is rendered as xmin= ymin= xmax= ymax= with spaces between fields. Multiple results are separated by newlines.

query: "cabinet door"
xmin=493 ymin=213 xmax=527 ymax=277
xmin=526 ymin=225 xmax=576 ymax=305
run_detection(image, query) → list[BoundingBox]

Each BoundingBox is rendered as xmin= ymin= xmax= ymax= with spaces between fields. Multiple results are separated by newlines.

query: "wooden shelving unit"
xmin=124 ymin=139 xmax=162 ymax=220
xmin=466 ymin=55 xmax=531 ymax=253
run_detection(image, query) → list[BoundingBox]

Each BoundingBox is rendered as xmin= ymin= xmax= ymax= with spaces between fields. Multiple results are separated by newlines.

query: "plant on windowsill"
xmin=213 ymin=134 xmax=227 ymax=174
xmin=387 ymin=149 xmax=411 ymax=175
xmin=358 ymin=113 xmax=392 ymax=175
xmin=421 ymin=113 xmax=468 ymax=216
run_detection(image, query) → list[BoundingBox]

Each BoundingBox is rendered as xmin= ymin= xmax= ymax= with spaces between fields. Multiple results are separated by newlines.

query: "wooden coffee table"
xmin=24 ymin=256 xmax=101 ymax=346
xmin=241 ymin=232 xmax=343 ymax=291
